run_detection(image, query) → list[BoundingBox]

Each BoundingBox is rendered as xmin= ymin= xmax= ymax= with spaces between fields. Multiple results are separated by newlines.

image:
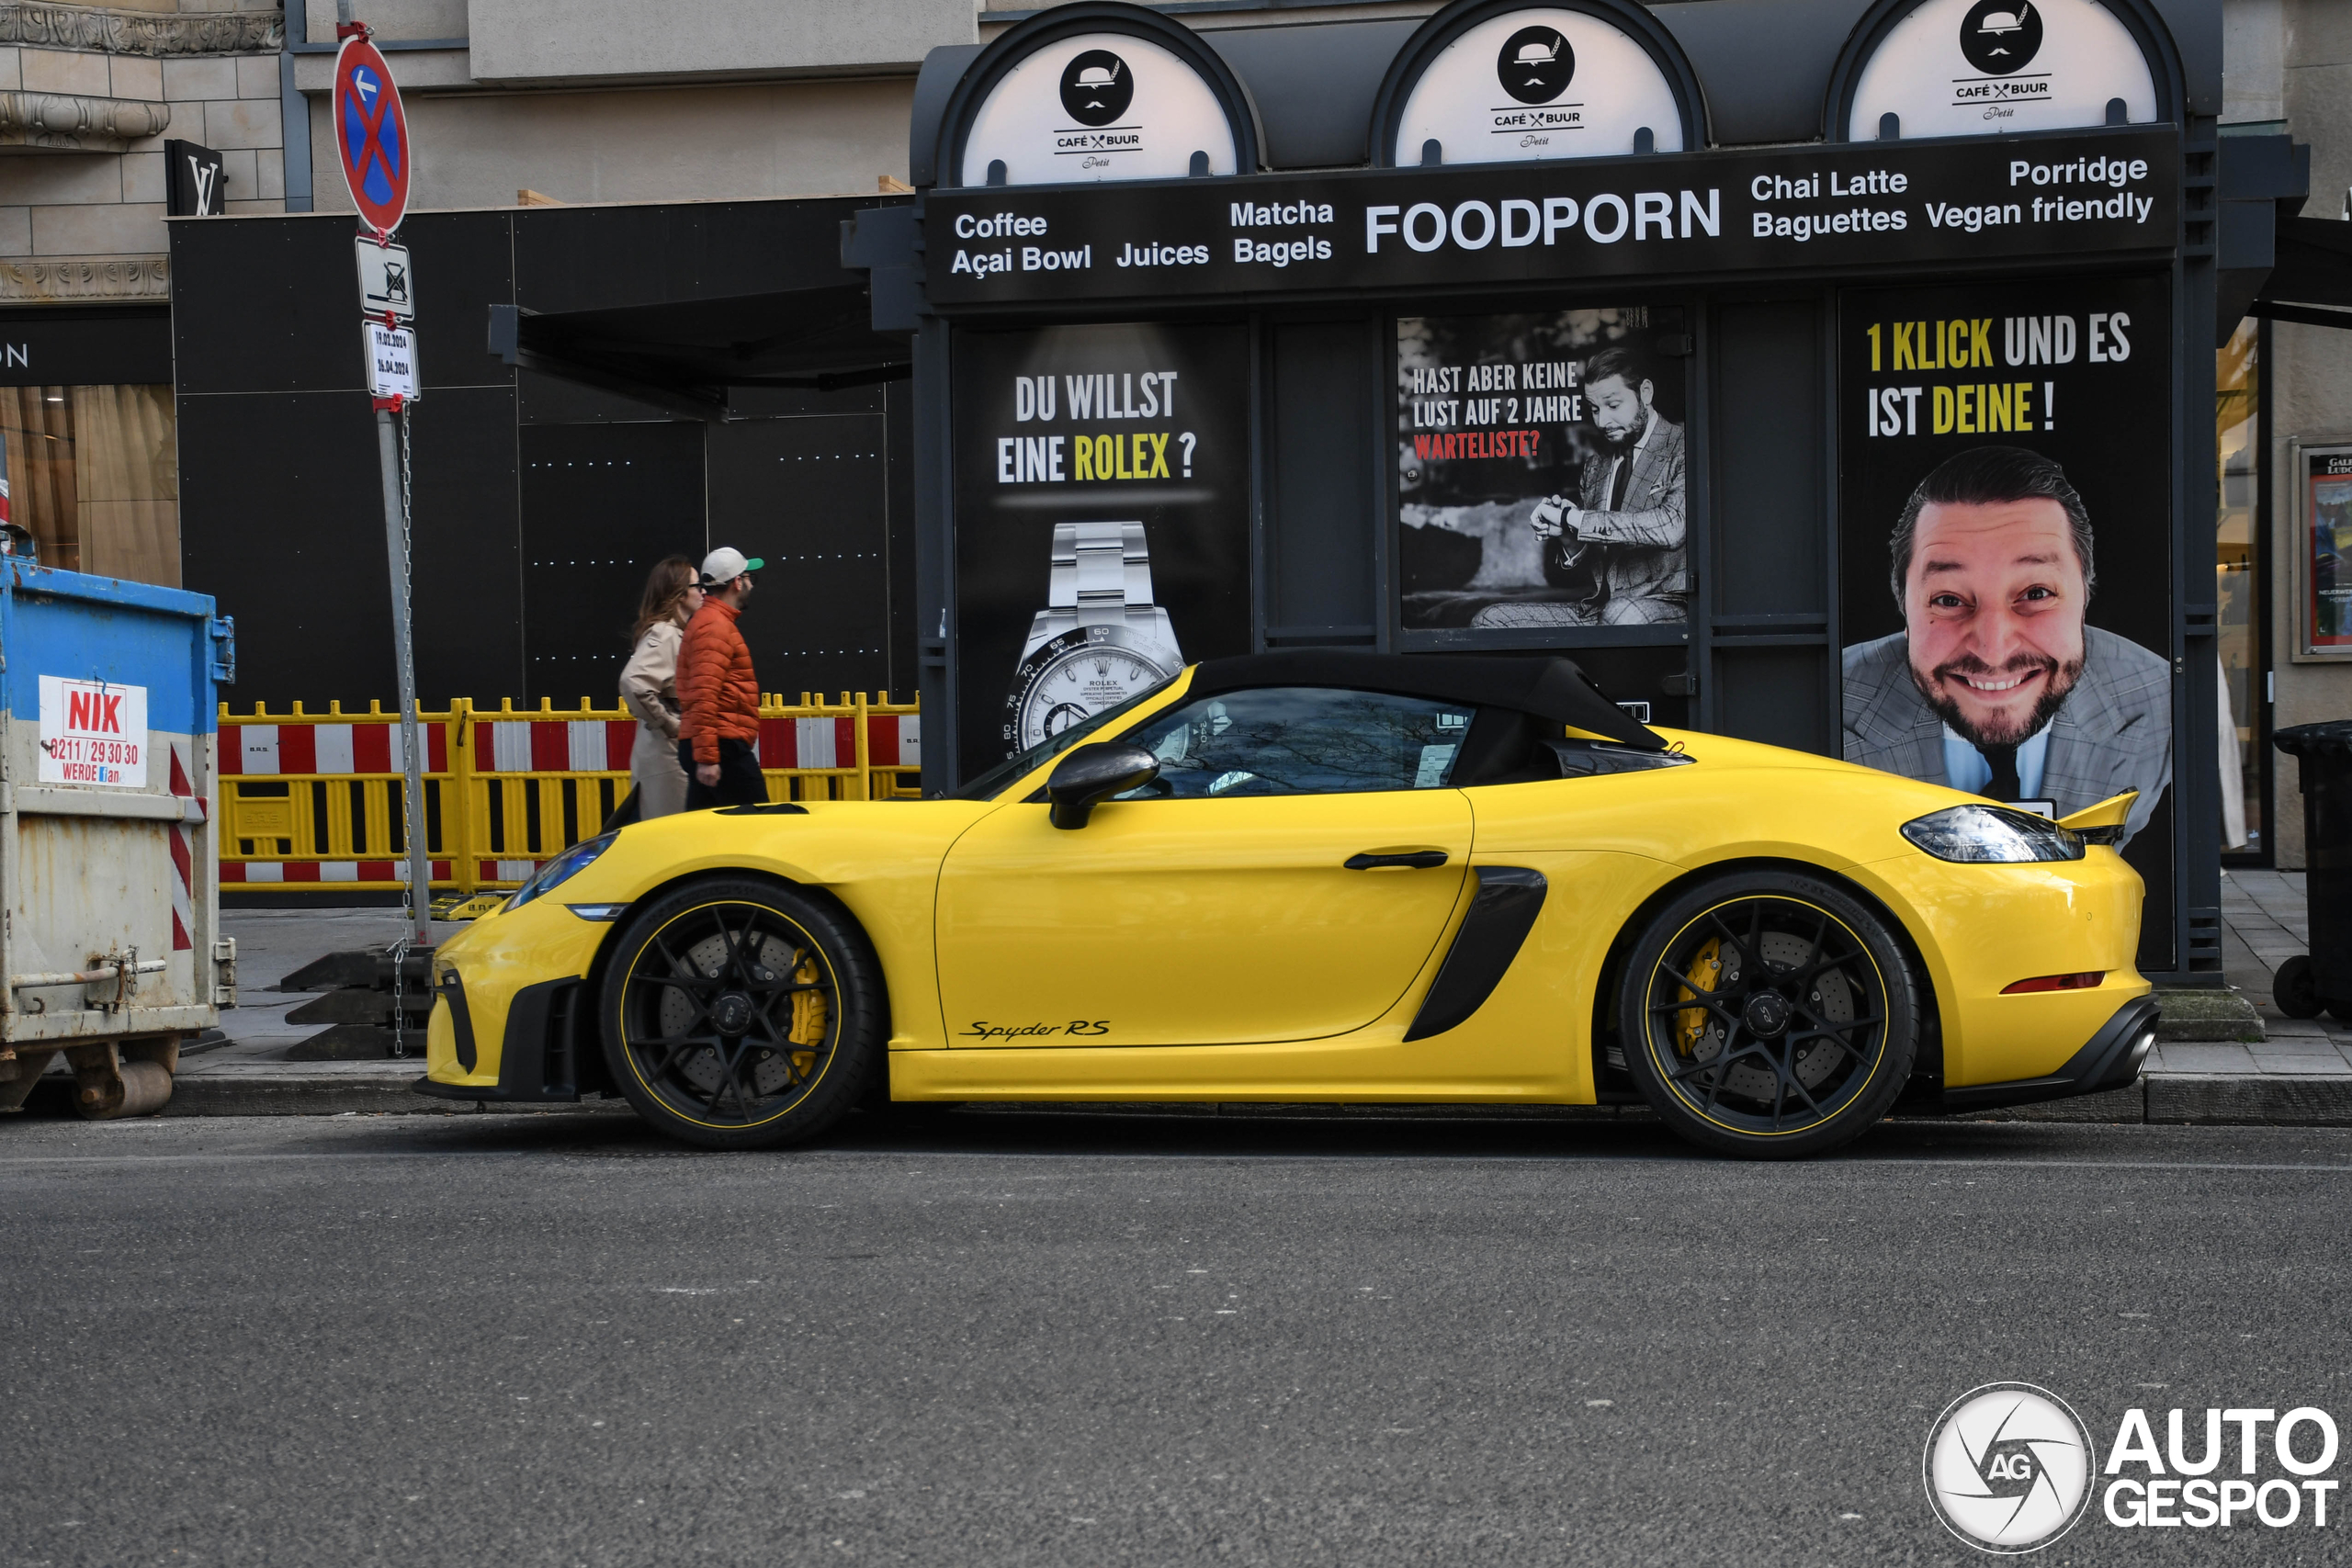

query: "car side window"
xmin=1114 ymin=687 xmax=1472 ymax=798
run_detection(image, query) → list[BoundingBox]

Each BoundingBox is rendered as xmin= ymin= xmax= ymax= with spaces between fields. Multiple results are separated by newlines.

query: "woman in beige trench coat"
xmin=618 ymin=556 xmax=703 ymax=819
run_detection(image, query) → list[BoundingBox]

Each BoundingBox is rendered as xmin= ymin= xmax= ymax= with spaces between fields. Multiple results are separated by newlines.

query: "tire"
xmin=600 ymin=877 xmax=883 ymax=1150
xmin=2273 ymin=955 xmax=2325 ymax=1020
xmin=1615 ymin=870 xmax=1920 ymax=1159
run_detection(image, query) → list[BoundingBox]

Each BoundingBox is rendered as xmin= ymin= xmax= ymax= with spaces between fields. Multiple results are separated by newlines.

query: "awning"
xmin=2250 ymin=217 xmax=2352 ymax=331
xmin=485 ymin=199 xmax=914 ymax=422
xmin=2214 ymin=133 xmax=2352 ymax=340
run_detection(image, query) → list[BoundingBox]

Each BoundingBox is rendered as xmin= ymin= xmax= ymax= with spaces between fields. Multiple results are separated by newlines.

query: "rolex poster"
xmin=1838 ymin=275 xmax=2175 ymax=967
xmin=951 ymin=322 xmax=1251 ymax=773
xmin=1398 ymin=307 xmax=1689 ymax=636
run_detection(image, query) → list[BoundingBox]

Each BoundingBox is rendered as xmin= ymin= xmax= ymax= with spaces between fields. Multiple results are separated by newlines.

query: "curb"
xmin=122 ymin=1073 xmax=2352 ymax=1126
xmin=2144 ymin=1073 xmax=2352 ymax=1126
xmin=161 ymin=1073 xmax=625 ymax=1118
xmin=1958 ymin=1074 xmax=2352 ymax=1127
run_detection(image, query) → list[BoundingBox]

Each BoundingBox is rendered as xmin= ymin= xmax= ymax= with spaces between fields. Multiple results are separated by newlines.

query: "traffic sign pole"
xmin=337 ymin=1 xmax=431 ymax=945
xmin=373 ymin=393 xmax=430 ymax=942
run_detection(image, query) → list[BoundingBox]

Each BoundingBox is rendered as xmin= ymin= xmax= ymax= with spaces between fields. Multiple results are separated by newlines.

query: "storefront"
xmin=861 ymin=0 xmax=2229 ymax=981
xmin=0 ymin=305 xmax=181 ymax=585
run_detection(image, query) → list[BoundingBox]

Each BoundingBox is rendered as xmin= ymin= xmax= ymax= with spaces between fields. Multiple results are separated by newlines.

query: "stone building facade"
xmin=3 ymin=0 xmax=287 ymax=303
xmin=2 ymin=0 xmax=287 ymax=586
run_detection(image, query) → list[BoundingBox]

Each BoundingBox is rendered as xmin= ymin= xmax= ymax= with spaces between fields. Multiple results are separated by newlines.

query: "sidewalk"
xmin=168 ymin=907 xmax=496 ymax=1117
xmin=67 ymin=886 xmax=2352 ymax=1127
xmin=2198 ymin=867 xmax=2352 ymax=1075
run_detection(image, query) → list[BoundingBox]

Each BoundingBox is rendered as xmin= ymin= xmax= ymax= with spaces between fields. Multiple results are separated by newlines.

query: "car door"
xmin=935 ymin=686 xmax=1476 ymax=1047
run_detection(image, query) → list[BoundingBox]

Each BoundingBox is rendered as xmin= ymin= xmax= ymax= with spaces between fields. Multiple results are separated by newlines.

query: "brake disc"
xmin=661 ymin=930 xmax=810 ymax=1098
xmin=1675 ymin=928 xmax=1857 ymax=1108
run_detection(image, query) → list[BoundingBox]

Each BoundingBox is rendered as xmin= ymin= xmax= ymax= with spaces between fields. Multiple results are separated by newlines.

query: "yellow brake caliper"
xmin=1675 ymin=938 xmax=1724 ymax=1057
xmin=786 ymin=946 xmax=827 ymax=1077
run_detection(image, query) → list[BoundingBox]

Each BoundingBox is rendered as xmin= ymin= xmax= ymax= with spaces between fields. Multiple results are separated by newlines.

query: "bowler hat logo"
xmin=1959 ymin=0 xmax=2043 ymax=75
xmin=1496 ymin=25 xmax=1575 ymax=105
xmin=1060 ymin=50 xmax=1134 ymax=127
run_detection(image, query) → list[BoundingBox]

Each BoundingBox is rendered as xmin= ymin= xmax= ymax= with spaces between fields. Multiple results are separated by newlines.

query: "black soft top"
xmin=1184 ymin=651 xmax=1666 ymax=752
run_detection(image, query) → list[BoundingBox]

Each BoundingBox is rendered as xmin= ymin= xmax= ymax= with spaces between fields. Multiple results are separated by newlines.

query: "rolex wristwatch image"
xmin=1002 ymin=519 xmax=1184 ymax=754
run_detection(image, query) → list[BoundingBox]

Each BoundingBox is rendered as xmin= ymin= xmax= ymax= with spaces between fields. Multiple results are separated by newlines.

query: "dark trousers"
xmin=680 ymin=737 xmax=766 ymax=810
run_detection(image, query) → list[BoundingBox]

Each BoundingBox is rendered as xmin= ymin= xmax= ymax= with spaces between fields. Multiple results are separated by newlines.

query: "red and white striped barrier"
xmin=473 ymin=717 xmax=639 ymax=773
xmin=757 ymin=713 xmax=920 ymax=770
xmin=220 ymin=718 xmax=448 ymax=776
xmin=220 ymin=715 xmax=451 ymax=886
xmin=222 ymin=858 xmax=455 ymax=886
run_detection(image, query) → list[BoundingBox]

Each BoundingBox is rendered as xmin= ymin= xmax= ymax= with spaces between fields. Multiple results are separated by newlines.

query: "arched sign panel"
xmin=1391 ymin=8 xmax=1687 ymax=165
xmin=1838 ymin=0 xmax=2164 ymax=141
xmin=953 ymin=30 xmax=1249 ymax=187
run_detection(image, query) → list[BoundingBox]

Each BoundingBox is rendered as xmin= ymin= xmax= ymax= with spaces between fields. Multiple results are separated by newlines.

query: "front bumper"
xmin=1935 ymin=995 xmax=2160 ymax=1114
xmin=420 ymin=895 xmax=610 ymax=1102
xmin=415 ymin=973 xmax=600 ymax=1104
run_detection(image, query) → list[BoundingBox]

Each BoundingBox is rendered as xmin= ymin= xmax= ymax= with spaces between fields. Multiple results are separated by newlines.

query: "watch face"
xmin=1005 ymin=626 xmax=1180 ymax=754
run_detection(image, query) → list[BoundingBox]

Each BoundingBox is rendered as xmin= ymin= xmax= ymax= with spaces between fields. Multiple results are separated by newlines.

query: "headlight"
xmin=505 ymin=833 xmax=616 ymax=910
xmin=1901 ymin=805 xmax=2084 ymax=863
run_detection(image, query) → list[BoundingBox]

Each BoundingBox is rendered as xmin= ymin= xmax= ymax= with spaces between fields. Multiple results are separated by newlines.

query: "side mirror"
xmin=1046 ymin=743 xmax=1159 ymax=829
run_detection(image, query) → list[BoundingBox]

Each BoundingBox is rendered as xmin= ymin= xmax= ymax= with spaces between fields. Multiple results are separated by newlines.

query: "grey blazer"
xmin=1841 ymin=626 xmax=2173 ymax=845
xmin=1542 ymin=415 xmax=1688 ymax=609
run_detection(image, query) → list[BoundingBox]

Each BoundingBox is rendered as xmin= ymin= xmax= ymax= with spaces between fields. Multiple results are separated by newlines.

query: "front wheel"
xmin=1616 ymin=871 xmax=1919 ymax=1159
xmin=600 ymin=878 xmax=883 ymax=1150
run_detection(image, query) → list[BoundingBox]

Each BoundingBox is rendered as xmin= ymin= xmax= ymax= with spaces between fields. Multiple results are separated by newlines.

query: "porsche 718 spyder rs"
xmin=419 ymin=651 xmax=2158 ymax=1158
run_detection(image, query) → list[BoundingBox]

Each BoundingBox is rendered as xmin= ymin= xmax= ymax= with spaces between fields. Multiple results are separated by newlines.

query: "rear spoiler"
xmin=2058 ymin=791 xmax=2137 ymax=845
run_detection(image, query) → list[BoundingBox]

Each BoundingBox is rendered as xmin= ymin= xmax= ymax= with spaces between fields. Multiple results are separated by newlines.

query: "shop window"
xmin=0 ymin=384 xmax=180 ymax=587
xmin=2216 ymin=320 xmax=2263 ymax=858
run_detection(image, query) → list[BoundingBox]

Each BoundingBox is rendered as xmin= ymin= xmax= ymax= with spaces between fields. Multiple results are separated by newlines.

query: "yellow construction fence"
xmin=218 ymin=693 xmax=920 ymax=894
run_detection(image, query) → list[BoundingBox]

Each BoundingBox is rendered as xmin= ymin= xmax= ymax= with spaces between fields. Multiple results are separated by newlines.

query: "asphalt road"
xmin=2 ymin=1109 xmax=2348 ymax=1568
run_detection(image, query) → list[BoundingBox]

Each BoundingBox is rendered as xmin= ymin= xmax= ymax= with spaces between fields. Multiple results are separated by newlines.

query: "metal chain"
xmin=388 ymin=936 xmax=409 ymax=1058
xmin=397 ymin=406 xmax=414 ymax=639
xmin=395 ymin=406 xmax=422 ymax=949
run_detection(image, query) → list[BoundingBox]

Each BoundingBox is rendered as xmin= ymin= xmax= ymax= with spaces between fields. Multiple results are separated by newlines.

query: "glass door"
xmin=2217 ymin=319 xmax=2267 ymax=863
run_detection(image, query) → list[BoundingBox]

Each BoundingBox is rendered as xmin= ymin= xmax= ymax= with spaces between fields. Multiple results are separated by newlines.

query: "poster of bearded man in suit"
xmin=1397 ymin=309 xmax=1689 ymax=633
xmin=1839 ymin=277 xmax=2175 ymax=968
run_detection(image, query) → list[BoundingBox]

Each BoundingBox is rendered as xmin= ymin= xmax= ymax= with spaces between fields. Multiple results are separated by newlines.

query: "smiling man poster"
xmin=1838 ymin=276 xmax=2174 ymax=964
xmin=1842 ymin=445 xmax=2170 ymax=843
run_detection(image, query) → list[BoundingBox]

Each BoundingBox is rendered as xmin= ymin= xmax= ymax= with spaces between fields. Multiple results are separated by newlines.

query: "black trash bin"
xmin=2270 ymin=719 xmax=2352 ymax=1020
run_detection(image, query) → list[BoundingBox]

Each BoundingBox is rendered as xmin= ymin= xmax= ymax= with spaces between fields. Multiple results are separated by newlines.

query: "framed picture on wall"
xmin=2291 ymin=440 xmax=2352 ymax=661
xmin=1394 ymin=306 xmax=1688 ymax=645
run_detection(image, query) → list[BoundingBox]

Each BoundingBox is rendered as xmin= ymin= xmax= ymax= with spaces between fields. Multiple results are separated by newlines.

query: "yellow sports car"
xmin=419 ymin=652 xmax=2156 ymax=1158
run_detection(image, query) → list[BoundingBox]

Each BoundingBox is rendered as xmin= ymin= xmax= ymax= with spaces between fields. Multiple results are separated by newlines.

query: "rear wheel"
xmin=600 ymin=878 xmax=881 ymax=1150
xmin=1616 ymin=871 xmax=1918 ymax=1159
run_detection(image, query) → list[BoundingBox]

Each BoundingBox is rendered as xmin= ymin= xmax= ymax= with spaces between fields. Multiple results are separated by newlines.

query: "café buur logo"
xmin=1059 ymin=50 xmax=1134 ymax=127
xmin=1959 ymin=0 xmax=2044 ymax=75
xmin=1496 ymin=25 xmax=1575 ymax=105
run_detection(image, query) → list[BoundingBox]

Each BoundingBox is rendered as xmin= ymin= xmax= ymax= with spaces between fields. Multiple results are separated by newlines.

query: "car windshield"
xmin=952 ymin=669 xmax=1182 ymax=800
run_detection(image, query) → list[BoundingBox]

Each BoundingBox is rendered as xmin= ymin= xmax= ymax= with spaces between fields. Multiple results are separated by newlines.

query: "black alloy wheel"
xmin=600 ymin=878 xmax=882 ymax=1150
xmin=1616 ymin=870 xmax=1919 ymax=1158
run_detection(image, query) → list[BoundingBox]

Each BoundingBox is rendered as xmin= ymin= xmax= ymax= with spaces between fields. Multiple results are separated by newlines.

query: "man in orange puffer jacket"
xmin=676 ymin=546 xmax=765 ymax=809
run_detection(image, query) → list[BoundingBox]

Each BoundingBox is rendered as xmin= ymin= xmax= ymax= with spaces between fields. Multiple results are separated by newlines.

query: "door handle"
xmin=1344 ymin=850 xmax=1449 ymax=871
